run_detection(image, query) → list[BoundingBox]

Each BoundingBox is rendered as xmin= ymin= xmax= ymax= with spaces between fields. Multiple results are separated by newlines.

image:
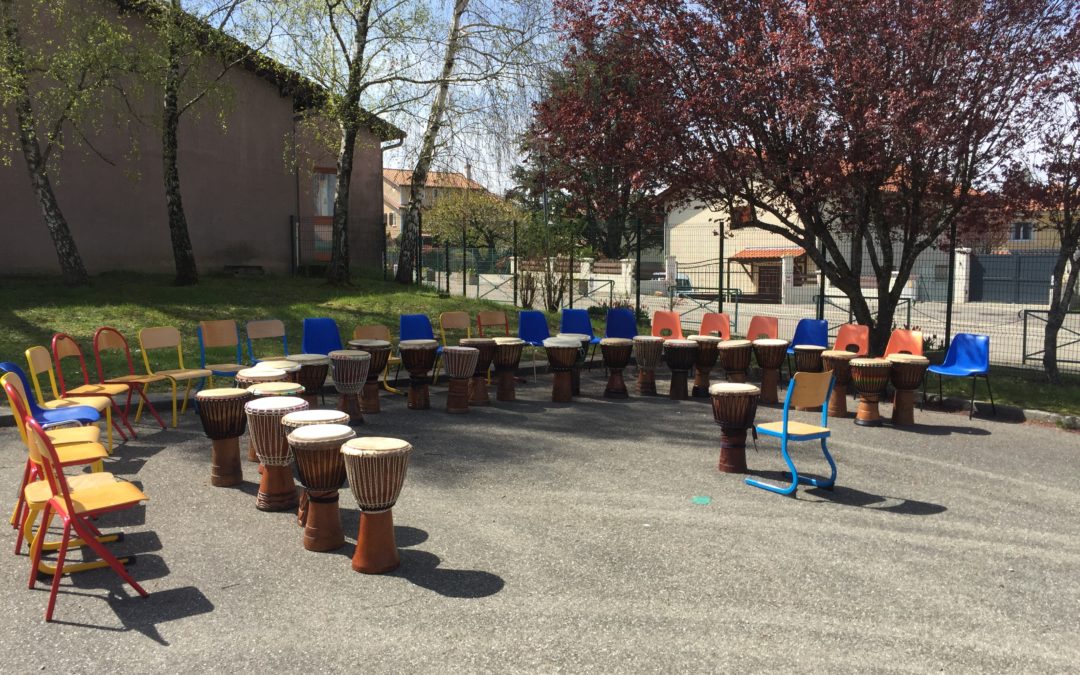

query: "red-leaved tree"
xmin=552 ymin=0 xmax=1077 ymax=352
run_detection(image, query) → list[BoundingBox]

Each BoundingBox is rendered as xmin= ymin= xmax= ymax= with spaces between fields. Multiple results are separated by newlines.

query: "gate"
xmin=970 ymin=253 xmax=1055 ymax=304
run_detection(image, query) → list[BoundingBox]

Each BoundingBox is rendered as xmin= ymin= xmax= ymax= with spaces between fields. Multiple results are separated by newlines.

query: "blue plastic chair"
xmin=786 ymin=318 xmax=829 ymax=354
xmin=518 ymin=310 xmax=552 ymax=378
xmin=925 ymin=333 xmax=995 ymax=419
xmin=605 ymin=308 xmax=638 ymax=339
xmin=746 ymin=370 xmax=837 ymax=496
xmin=0 ymin=362 xmax=101 ymax=428
xmin=398 ymin=314 xmax=443 ymax=383
xmin=301 ymin=318 xmax=343 ymax=355
xmin=560 ymin=309 xmax=600 ymax=365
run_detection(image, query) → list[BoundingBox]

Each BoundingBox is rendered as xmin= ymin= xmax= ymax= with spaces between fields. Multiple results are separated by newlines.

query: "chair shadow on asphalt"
xmin=888 ymin=423 xmax=991 ymax=436
xmin=745 ymin=470 xmax=947 ymax=516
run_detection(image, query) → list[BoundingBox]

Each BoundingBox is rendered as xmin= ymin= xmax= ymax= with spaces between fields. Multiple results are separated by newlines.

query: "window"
xmin=792 ymin=255 xmax=809 ymax=287
xmin=934 ymin=264 xmax=948 ymax=282
xmin=384 ymin=213 xmax=396 ymax=229
xmin=1010 ymin=221 xmax=1034 ymax=241
xmin=313 ymin=170 xmax=336 ymax=217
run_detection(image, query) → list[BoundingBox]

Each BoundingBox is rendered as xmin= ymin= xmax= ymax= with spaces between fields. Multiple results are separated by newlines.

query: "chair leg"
xmin=73 ymin=517 xmax=147 ymax=598
xmin=180 ymin=380 xmax=193 ymax=416
xmin=44 ymin=521 xmax=73 ymax=621
xmin=797 ymin=438 xmax=836 ymax=489
xmin=136 ymin=385 xmax=167 ymax=429
xmin=745 ymin=437 xmax=799 ymax=496
xmin=938 ymin=374 xmax=944 ymax=409
xmin=984 ymin=375 xmax=996 ymax=416
xmin=969 ymin=376 xmax=976 ymax=420
xmin=134 ymin=385 xmax=146 ymax=423
xmin=28 ymin=504 xmax=51 ymax=589
xmin=115 ymin=397 xmax=137 ymax=438
xmin=10 ymin=459 xmax=32 ymax=529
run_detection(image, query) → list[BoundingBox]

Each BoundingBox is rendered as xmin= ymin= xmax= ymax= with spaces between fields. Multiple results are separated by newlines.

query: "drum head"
xmin=664 ymin=339 xmax=696 ymax=348
xmin=342 ymin=436 xmax=412 ymax=456
xmin=709 ymin=382 xmax=761 ymax=396
xmin=196 ymin=387 xmax=249 ymax=400
xmin=600 ymin=337 xmax=633 ymax=346
xmin=688 ymin=335 xmax=722 ymax=344
xmin=398 ymin=339 xmax=438 ymax=349
xmin=793 ymin=345 xmax=826 ymax=352
xmin=329 ymin=349 xmax=371 ymax=360
xmin=288 ymin=353 xmax=331 ymax=365
xmin=851 ymin=357 xmax=891 ymax=368
xmin=245 ymin=396 xmax=308 ymax=413
xmin=256 ymin=360 xmax=301 ymax=372
xmin=543 ymin=337 xmax=580 ymax=348
xmin=460 ymin=338 xmax=496 ymax=346
xmin=753 ymin=338 xmax=789 ymax=347
xmin=248 ymin=382 xmax=305 ymax=396
xmin=632 ymin=336 xmax=664 ymax=343
xmin=887 ymin=354 xmax=930 ymax=365
xmin=288 ymin=423 xmax=355 ymax=445
xmin=348 ymin=339 xmax=391 ymax=349
xmin=557 ymin=333 xmax=590 ymax=341
xmin=718 ymin=339 xmax=752 ymax=349
xmin=237 ymin=367 xmax=286 ymax=381
xmin=493 ymin=337 xmax=524 ymax=345
xmin=282 ymin=409 xmax=350 ymax=426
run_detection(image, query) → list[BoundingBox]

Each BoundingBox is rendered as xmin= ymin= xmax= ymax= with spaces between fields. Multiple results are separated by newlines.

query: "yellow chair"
xmin=246 ymin=319 xmax=288 ymax=363
xmin=436 ymin=311 xmax=472 ymax=383
xmin=93 ymin=327 xmax=168 ymax=430
xmin=138 ymin=327 xmax=212 ymax=427
xmin=25 ymin=346 xmax=117 ymax=452
xmin=197 ymin=319 xmax=245 ymax=384
xmin=353 ymin=324 xmax=403 ymax=395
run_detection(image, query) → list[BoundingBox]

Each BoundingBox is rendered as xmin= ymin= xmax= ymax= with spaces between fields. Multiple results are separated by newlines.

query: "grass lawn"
xmin=927 ymin=364 xmax=1080 ymax=418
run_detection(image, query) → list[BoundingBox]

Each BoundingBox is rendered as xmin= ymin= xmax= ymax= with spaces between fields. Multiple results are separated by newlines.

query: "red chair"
xmin=698 ymin=313 xmax=731 ymax=340
xmin=51 ymin=333 xmax=136 ymax=438
xmin=884 ymin=329 xmax=923 ymax=357
xmin=93 ymin=327 xmax=167 ymax=430
xmin=745 ymin=316 xmax=778 ymax=340
xmin=833 ymin=323 xmax=869 ymax=355
xmin=651 ymin=311 xmax=684 ymax=339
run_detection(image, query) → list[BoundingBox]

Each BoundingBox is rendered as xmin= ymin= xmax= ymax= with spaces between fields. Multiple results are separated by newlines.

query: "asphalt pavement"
xmin=0 ymin=369 xmax=1077 ymax=673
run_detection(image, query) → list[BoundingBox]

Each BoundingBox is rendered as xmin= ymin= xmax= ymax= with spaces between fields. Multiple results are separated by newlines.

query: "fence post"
xmin=444 ymin=241 xmax=450 ymax=294
xmin=569 ymin=240 xmax=574 ymax=309
xmin=416 ymin=211 xmax=423 ymax=286
xmin=717 ymin=222 xmax=724 ymax=312
xmin=944 ymin=219 xmax=957 ymax=349
xmin=635 ymin=217 xmax=642 ymax=326
xmin=461 ymin=228 xmax=467 ymax=298
xmin=816 ymin=248 xmax=826 ymax=321
xmin=512 ymin=220 xmax=518 ymax=307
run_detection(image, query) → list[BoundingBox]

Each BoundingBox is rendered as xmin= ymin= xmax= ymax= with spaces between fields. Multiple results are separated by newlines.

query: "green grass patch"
xmin=927 ymin=365 xmax=1080 ymax=416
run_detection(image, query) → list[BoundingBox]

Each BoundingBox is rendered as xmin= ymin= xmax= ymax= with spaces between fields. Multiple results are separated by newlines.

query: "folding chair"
xmin=833 ymin=323 xmax=869 ymax=355
xmin=23 ymin=347 xmax=119 ymax=450
xmin=650 ymin=311 xmax=684 ymax=339
xmin=353 ymin=324 xmax=403 ymax=394
xmin=138 ymin=327 xmax=213 ymax=426
xmin=477 ymin=310 xmax=510 ymax=337
xmin=197 ymin=320 xmax=245 ymax=383
xmin=93 ymin=327 xmax=167 ymax=431
xmin=246 ymin=319 xmax=289 ymax=363
xmin=746 ymin=370 xmax=837 ymax=496
xmin=925 ymin=333 xmax=995 ymax=420
xmin=699 ymin=312 xmax=731 ymax=340
xmin=517 ymin=310 xmax=551 ymax=379
xmin=884 ymin=329 xmax=923 ymax=357
xmin=25 ymin=418 xmax=149 ymax=622
xmin=604 ymin=308 xmax=638 ymax=339
xmin=51 ymin=333 xmax=135 ymax=438
xmin=301 ymin=317 xmax=344 ymax=355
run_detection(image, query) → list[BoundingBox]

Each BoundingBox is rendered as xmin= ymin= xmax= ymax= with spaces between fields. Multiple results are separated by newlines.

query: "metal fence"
xmin=379 ymin=217 xmax=1079 ymax=373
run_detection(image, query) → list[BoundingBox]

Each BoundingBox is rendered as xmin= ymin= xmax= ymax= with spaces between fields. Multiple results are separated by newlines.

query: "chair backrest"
xmin=1 ymin=363 xmax=45 ymax=419
xmin=604 ymin=308 xmax=637 ymax=339
xmin=651 ymin=311 xmax=684 ymax=339
xmin=560 ymin=308 xmax=595 ymax=338
xmin=477 ymin=310 xmax=510 ymax=337
xmin=790 ymin=318 xmax=829 ymax=347
xmin=51 ymin=333 xmax=93 ymax=393
xmin=884 ymin=329 xmax=923 ymax=357
xmin=517 ymin=310 xmax=551 ymax=345
xmin=833 ymin=323 xmax=869 ymax=355
xmin=699 ymin=313 xmax=731 ymax=340
xmin=745 ymin=316 xmax=778 ymax=340
xmin=784 ymin=370 xmax=835 ymax=429
xmin=301 ymin=317 xmax=343 ymax=354
xmin=353 ymin=324 xmax=392 ymax=341
xmin=93 ymin=326 xmax=138 ymax=380
xmin=439 ymin=312 xmax=472 ymax=345
xmin=139 ymin=326 xmax=186 ymax=374
xmin=400 ymin=314 xmax=436 ymax=341
xmin=943 ymin=333 xmax=990 ymax=372
xmin=198 ymin=320 xmax=243 ymax=366
xmin=24 ymin=418 xmax=75 ymax=515
xmin=24 ymin=346 xmax=61 ymax=403
xmin=2 ymin=371 xmax=34 ymax=443
xmin=246 ymin=319 xmax=288 ymax=362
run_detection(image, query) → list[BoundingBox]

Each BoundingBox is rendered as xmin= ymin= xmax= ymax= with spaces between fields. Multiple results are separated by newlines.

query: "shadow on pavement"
xmin=392 ymin=548 xmax=505 ymax=599
xmin=746 ymin=470 xmax=947 ymax=515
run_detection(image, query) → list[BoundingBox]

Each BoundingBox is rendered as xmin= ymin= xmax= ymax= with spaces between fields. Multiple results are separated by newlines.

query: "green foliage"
xmin=422 ymin=189 xmax=524 ymax=248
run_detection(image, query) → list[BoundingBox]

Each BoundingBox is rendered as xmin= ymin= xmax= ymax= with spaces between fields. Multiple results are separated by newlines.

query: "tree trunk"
xmin=1043 ymin=237 xmax=1079 ymax=383
xmin=395 ymin=0 xmax=470 ymax=284
xmin=1 ymin=0 xmax=88 ymax=286
xmin=162 ymin=4 xmax=198 ymax=286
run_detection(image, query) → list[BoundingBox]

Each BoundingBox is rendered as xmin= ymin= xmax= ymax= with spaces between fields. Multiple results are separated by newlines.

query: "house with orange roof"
xmin=382 ymin=167 xmax=487 ymax=240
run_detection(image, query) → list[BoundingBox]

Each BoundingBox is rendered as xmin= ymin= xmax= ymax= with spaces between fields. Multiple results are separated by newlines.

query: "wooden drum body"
xmin=544 ymin=337 xmax=580 ymax=403
xmin=492 ymin=338 xmax=524 ymax=402
xmin=688 ymin=335 xmax=721 ymax=398
xmin=663 ymin=339 xmax=698 ymax=400
xmin=245 ymin=396 xmax=308 ymax=511
xmin=850 ymin=358 xmax=892 ymax=427
xmin=329 ymin=349 xmax=371 ymax=423
xmin=460 ymin=337 xmax=496 ymax=406
xmin=887 ymin=354 xmax=930 ymax=426
xmin=195 ymin=388 xmax=252 ymax=487
xmin=442 ymin=346 xmax=479 ymax=414
xmin=710 ymin=383 xmax=760 ymax=473
xmin=342 ymin=437 xmax=412 ymax=574
xmin=752 ymin=339 xmax=789 ymax=404
xmin=346 ymin=340 xmax=391 ymax=413
xmin=288 ymin=353 xmax=331 ymax=406
xmin=633 ymin=336 xmax=664 ymax=396
xmin=398 ymin=339 xmax=438 ymax=411
xmin=287 ymin=423 xmax=355 ymax=552
xmin=821 ymin=350 xmax=857 ymax=418
xmin=557 ymin=333 xmax=590 ymax=395
xmin=717 ymin=339 xmax=753 ymax=383
xmin=282 ymin=409 xmax=351 ymax=527
xmin=600 ymin=338 xmax=633 ymax=399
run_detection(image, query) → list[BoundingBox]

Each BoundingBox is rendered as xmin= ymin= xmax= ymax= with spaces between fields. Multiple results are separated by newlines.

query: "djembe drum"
xmin=247 ymin=381 xmax=305 ymax=397
xmin=245 ymin=396 xmax=308 ymax=511
xmin=850 ymin=357 xmax=892 ymax=427
xmin=398 ymin=339 xmax=439 ymax=410
xmin=717 ymin=339 xmax=753 ymax=383
xmin=342 ymin=436 xmax=413 ymax=574
xmin=329 ymin=349 xmax=371 ymax=424
xmin=195 ymin=388 xmax=252 ymax=487
xmin=821 ymin=350 xmax=858 ymax=418
xmin=287 ymin=423 xmax=355 ymax=552
xmin=557 ymin=333 xmax=591 ymax=396
xmin=710 ymin=383 xmax=761 ymax=473
xmin=633 ymin=336 xmax=664 ymax=396
xmin=282 ymin=409 xmax=351 ymax=526
xmin=600 ymin=338 xmax=633 ymax=399
xmin=442 ymin=346 xmax=479 ymax=414
xmin=888 ymin=354 xmax=930 ymax=426
xmin=688 ymin=335 xmax=722 ymax=398
xmin=793 ymin=345 xmax=826 ymax=411
xmin=288 ymin=353 xmax=331 ymax=406
xmin=663 ymin=339 xmax=698 ymax=400
xmin=235 ymin=367 xmax=286 ymax=390
xmin=460 ymin=337 xmax=496 ymax=406
xmin=255 ymin=359 xmax=301 ymax=383
xmin=346 ymin=340 xmax=391 ymax=413
xmin=752 ymin=338 xmax=789 ymax=404
xmin=492 ymin=337 xmax=524 ymax=402
xmin=544 ymin=337 xmax=581 ymax=403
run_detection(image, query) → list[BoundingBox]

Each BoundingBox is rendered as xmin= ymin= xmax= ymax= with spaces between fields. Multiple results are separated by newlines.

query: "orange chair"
xmin=353 ymin=324 xmax=402 ymax=394
xmin=745 ymin=316 xmax=778 ymax=340
xmin=884 ymin=329 xmax=923 ymax=357
xmin=651 ymin=311 xmax=684 ymax=339
xmin=698 ymin=313 xmax=731 ymax=340
xmin=833 ymin=323 xmax=870 ymax=355
xmin=477 ymin=310 xmax=510 ymax=337
xmin=93 ymin=327 xmax=168 ymax=430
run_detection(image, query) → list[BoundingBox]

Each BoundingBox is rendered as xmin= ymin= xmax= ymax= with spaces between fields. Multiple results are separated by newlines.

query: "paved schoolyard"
xmin=0 ymin=370 xmax=1077 ymax=672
